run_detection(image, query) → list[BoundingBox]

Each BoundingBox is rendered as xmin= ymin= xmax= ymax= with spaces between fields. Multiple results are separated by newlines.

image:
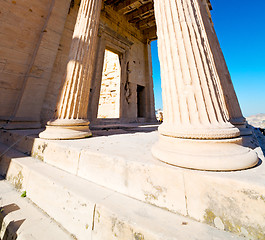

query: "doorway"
xmin=97 ymin=49 xmax=121 ymax=119
xmin=137 ymin=85 xmax=146 ymax=118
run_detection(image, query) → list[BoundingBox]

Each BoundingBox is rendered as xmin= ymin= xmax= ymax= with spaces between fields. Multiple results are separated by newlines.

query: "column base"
xmin=39 ymin=119 xmax=92 ymax=140
xmin=152 ymin=135 xmax=259 ymax=171
xmin=158 ymin=122 xmax=240 ymax=139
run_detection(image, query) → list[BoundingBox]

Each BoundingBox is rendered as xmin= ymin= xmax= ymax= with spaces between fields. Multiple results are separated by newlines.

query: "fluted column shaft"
xmin=56 ymin=0 xmax=102 ymax=121
xmin=40 ymin=0 xmax=102 ymax=139
xmin=199 ymin=0 xmax=248 ymax=130
xmin=154 ymin=0 xmax=240 ymax=139
xmin=152 ymin=0 xmax=258 ymax=170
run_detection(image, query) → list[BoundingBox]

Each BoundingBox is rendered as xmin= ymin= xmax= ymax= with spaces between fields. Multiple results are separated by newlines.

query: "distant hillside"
xmin=246 ymin=113 xmax=265 ymax=128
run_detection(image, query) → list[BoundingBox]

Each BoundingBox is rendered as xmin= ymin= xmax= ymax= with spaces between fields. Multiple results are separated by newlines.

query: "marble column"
xmin=39 ymin=0 xmax=102 ymax=139
xmin=199 ymin=0 xmax=251 ymax=136
xmin=152 ymin=0 xmax=258 ymax=170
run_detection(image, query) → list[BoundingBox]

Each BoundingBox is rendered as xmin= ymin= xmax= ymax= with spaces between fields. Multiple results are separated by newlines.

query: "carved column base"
xmin=159 ymin=122 xmax=240 ymax=140
xmin=39 ymin=119 xmax=92 ymax=140
xmin=152 ymin=135 xmax=258 ymax=171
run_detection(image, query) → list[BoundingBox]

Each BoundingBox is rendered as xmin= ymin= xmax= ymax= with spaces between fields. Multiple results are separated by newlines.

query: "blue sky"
xmin=151 ymin=0 xmax=265 ymax=117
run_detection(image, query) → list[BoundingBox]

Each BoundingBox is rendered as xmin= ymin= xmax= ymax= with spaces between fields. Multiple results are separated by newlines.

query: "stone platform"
xmin=0 ymin=142 xmax=244 ymax=240
xmin=0 ymin=124 xmax=265 ymax=239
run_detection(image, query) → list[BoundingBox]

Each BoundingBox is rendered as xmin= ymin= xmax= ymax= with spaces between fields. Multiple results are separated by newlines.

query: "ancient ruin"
xmin=0 ymin=0 xmax=265 ymax=239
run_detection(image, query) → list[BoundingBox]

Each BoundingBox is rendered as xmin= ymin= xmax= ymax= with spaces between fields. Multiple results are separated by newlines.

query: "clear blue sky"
xmin=151 ymin=0 xmax=265 ymax=117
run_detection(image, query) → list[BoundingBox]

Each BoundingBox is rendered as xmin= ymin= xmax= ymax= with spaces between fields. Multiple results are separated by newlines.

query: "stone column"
xmin=144 ymin=42 xmax=157 ymax=122
xmin=199 ymin=0 xmax=251 ymax=135
xmin=39 ymin=0 xmax=102 ymax=139
xmin=152 ymin=0 xmax=258 ymax=170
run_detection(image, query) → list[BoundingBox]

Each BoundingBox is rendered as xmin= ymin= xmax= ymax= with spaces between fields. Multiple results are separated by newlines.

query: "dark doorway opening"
xmin=137 ymin=85 xmax=145 ymax=118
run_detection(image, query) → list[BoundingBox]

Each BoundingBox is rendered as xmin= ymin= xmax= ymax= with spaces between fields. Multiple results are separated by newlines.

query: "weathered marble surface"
xmin=152 ymin=0 xmax=258 ymax=170
xmin=0 ymin=127 xmax=264 ymax=238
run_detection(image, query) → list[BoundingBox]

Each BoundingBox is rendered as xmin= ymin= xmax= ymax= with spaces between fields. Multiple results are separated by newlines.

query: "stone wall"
xmin=100 ymin=7 xmax=149 ymax=122
xmin=41 ymin=3 xmax=155 ymax=125
xmin=0 ymin=0 xmax=51 ymax=119
xmin=0 ymin=1 xmax=155 ymax=126
xmin=0 ymin=0 xmax=72 ymax=129
xmin=88 ymin=5 xmax=156 ymax=123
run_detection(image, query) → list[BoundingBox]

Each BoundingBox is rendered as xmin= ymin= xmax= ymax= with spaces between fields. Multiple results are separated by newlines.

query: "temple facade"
xmin=0 ymin=0 xmax=258 ymax=170
xmin=0 ymin=0 xmax=157 ymax=130
xmin=1 ymin=1 xmax=265 ymax=239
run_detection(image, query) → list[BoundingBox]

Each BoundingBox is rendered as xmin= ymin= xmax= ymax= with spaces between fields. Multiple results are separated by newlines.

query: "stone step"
xmin=1 ymin=128 xmax=265 ymax=239
xmin=0 ymin=142 xmax=245 ymax=240
xmin=0 ymin=179 xmax=74 ymax=240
